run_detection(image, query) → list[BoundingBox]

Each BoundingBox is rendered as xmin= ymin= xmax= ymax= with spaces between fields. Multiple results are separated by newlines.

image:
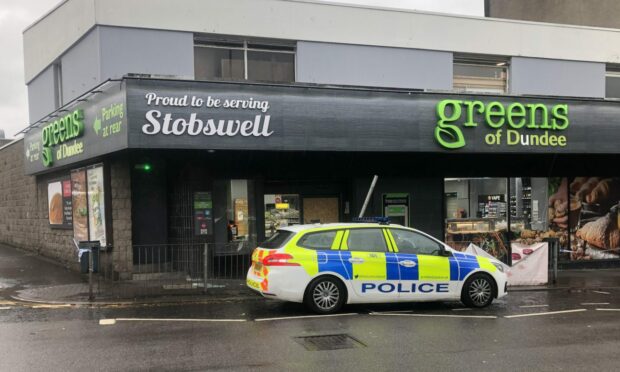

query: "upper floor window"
xmin=453 ymin=55 xmax=509 ymax=94
xmin=606 ymin=65 xmax=620 ymax=99
xmin=194 ymin=37 xmax=295 ymax=83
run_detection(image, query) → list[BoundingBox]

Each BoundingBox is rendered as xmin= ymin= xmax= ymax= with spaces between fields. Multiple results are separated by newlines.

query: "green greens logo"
xmin=41 ymin=109 xmax=85 ymax=166
xmin=435 ymin=100 xmax=569 ymax=149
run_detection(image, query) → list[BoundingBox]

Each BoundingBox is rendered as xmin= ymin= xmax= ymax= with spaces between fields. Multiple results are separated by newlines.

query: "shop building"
xmin=2 ymin=0 xmax=620 ymax=282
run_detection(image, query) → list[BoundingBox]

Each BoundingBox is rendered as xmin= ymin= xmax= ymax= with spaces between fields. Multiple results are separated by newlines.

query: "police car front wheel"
xmin=304 ymin=276 xmax=346 ymax=314
xmin=462 ymin=274 xmax=495 ymax=308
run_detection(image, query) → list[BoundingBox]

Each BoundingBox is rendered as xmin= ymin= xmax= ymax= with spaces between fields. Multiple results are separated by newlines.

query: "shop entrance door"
xmin=303 ymin=197 xmax=339 ymax=224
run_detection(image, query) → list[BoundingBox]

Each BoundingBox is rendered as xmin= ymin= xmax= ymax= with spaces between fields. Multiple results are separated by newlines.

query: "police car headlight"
xmin=492 ymin=262 xmax=504 ymax=273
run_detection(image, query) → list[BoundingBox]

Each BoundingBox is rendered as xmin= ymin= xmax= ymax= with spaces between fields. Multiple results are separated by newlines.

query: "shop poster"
xmin=47 ymin=179 xmax=72 ymax=227
xmin=570 ymin=177 xmax=620 ymax=260
xmin=71 ymin=169 xmax=89 ymax=242
xmin=87 ymin=165 xmax=106 ymax=246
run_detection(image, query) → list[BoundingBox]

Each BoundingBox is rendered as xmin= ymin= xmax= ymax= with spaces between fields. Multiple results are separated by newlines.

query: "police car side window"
xmin=347 ymin=229 xmax=388 ymax=252
xmin=298 ymin=231 xmax=338 ymax=250
xmin=391 ymin=229 xmax=442 ymax=256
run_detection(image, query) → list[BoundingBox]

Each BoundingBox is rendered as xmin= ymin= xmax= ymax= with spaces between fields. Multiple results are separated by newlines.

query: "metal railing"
xmin=89 ymin=242 xmax=254 ymax=300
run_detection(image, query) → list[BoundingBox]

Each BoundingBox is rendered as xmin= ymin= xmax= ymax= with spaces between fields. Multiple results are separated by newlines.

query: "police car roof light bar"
xmin=352 ymin=216 xmax=390 ymax=225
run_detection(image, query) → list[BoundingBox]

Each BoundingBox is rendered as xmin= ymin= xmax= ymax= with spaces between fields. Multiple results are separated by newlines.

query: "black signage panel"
xmin=23 ymin=83 xmax=128 ymax=175
xmin=25 ymin=78 xmax=620 ymax=176
xmin=125 ymin=79 xmax=620 ymax=155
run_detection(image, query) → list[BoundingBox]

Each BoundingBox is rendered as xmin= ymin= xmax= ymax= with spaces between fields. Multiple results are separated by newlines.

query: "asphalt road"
xmin=1 ymin=288 xmax=620 ymax=371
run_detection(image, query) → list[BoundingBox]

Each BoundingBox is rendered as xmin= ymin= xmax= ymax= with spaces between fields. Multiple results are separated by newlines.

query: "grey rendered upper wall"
xmin=27 ymin=65 xmax=56 ymax=124
xmin=98 ymin=26 xmax=194 ymax=81
xmin=61 ymin=27 xmax=101 ymax=104
xmin=27 ymin=26 xmax=194 ymax=122
xmin=510 ymin=57 xmax=605 ymax=98
xmin=296 ymin=41 xmax=452 ymax=90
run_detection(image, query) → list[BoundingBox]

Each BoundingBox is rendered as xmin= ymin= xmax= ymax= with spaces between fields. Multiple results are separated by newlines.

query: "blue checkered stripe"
xmin=315 ymin=250 xmax=480 ymax=281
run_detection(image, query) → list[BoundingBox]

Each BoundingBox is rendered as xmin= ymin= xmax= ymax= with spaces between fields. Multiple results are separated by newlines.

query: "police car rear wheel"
xmin=305 ymin=277 xmax=345 ymax=314
xmin=462 ymin=274 xmax=494 ymax=308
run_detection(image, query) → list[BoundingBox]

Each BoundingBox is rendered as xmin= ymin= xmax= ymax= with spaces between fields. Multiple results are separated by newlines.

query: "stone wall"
xmin=0 ymin=139 xmax=132 ymax=272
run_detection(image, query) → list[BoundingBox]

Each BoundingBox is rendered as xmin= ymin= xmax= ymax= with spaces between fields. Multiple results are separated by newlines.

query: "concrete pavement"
xmin=1 ymin=242 xmax=619 ymax=306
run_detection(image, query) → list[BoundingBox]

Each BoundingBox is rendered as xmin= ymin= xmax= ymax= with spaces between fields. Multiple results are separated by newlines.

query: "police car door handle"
xmin=399 ymin=260 xmax=417 ymax=268
xmin=348 ymin=257 xmax=365 ymax=264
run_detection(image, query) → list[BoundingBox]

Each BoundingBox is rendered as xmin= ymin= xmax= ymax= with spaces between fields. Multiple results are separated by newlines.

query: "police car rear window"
xmin=260 ymin=230 xmax=294 ymax=249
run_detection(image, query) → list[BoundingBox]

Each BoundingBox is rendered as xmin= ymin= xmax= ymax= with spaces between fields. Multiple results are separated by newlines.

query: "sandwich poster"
xmin=569 ymin=177 xmax=620 ymax=260
xmin=87 ymin=165 xmax=106 ymax=246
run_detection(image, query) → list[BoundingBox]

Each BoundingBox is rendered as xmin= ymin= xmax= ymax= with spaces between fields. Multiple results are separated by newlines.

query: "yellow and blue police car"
xmin=247 ymin=221 xmax=507 ymax=314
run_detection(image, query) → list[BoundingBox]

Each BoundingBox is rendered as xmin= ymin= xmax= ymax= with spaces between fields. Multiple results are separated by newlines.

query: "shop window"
xmin=194 ymin=37 xmax=295 ymax=83
xmin=444 ymin=177 xmax=509 ymax=261
xmin=453 ymin=55 xmax=508 ymax=93
xmin=605 ymin=65 xmax=620 ymax=99
xmin=264 ymin=194 xmax=300 ymax=238
xmin=224 ymin=180 xmax=256 ymax=249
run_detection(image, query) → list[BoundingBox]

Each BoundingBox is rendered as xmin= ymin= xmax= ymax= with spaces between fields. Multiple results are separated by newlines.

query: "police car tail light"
xmin=262 ymin=253 xmax=300 ymax=266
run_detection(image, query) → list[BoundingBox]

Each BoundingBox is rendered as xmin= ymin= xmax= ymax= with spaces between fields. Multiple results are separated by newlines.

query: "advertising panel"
xmin=71 ymin=169 xmax=89 ymax=242
xmin=193 ymin=192 xmax=213 ymax=236
xmin=47 ymin=179 xmax=72 ymax=227
xmin=87 ymin=165 xmax=106 ymax=246
xmin=570 ymin=177 xmax=620 ymax=260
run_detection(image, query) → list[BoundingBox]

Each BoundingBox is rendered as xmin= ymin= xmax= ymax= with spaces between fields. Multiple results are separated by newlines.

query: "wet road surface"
xmin=2 ymin=288 xmax=620 ymax=371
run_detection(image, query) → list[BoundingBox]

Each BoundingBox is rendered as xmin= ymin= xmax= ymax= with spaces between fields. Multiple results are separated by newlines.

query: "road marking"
xmin=519 ymin=304 xmax=549 ymax=308
xmin=370 ymin=313 xmax=497 ymax=319
xmin=0 ymin=301 xmax=15 ymax=305
xmin=31 ymin=304 xmax=72 ymax=309
xmin=595 ymin=308 xmax=620 ymax=312
xmin=592 ymin=291 xmax=610 ymax=295
xmin=452 ymin=308 xmax=473 ymax=311
xmin=580 ymin=303 xmax=610 ymax=306
xmin=113 ymin=317 xmax=247 ymax=323
xmin=99 ymin=319 xmax=117 ymax=325
xmin=504 ymin=309 xmax=587 ymax=319
xmin=255 ymin=313 xmax=358 ymax=322
xmin=0 ymin=307 xmax=12 ymax=310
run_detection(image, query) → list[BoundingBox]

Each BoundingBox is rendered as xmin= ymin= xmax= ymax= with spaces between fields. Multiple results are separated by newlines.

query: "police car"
xmin=246 ymin=222 xmax=507 ymax=314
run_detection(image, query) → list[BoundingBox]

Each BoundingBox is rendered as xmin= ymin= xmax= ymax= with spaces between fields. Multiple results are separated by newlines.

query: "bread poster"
xmin=570 ymin=177 xmax=620 ymax=260
xmin=47 ymin=181 xmax=63 ymax=225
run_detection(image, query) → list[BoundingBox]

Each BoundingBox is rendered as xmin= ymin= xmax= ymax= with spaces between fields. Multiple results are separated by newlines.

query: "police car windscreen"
xmin=260 ymin=230 xmax=294 ymax=249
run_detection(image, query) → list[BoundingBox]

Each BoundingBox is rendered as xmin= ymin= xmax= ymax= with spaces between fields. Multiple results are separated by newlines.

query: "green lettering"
xmin=435 ymin=100 xmax=465 ymax=149
xmin=463 ymin=100 xmax=484 ymax=127
xmin=557 ymin=135 xmax=566 ymax=146
xmin=526 ymin=104 xmax=549 ymax=129
xmin=507 ymin=129 xmax=519 ymax=145
xmin=485 ymin=102 xmax=505 ymax=128
xmin=507 ymin=103 xmax=526 ymax=129
xmin=551 ymin=104 xmax=569 ymax=130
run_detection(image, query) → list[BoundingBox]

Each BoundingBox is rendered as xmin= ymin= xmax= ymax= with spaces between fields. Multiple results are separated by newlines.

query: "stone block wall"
xmin=0 ymin=140 xmax=132 ymax=272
